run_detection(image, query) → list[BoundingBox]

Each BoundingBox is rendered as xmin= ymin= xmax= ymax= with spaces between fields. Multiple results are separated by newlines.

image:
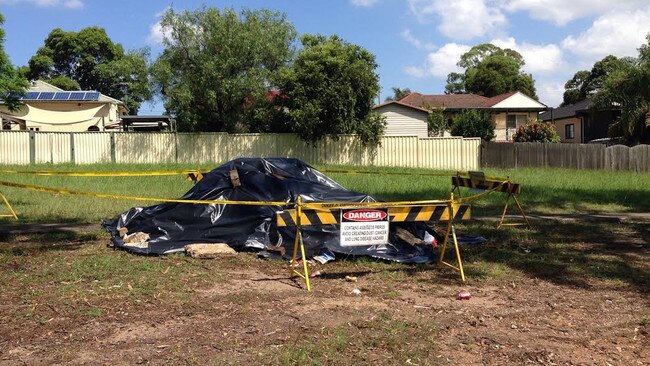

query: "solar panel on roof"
xmin=37 ymin=92 xmax=56 ymax=100
xmin=53 ymin=92 xmax=70 ymax=100
xmin=69 ymin=92 xmax=85 ymax=100
xmin=24 ymin=92 xmax=40 ymax=100
xmin=84 ymin=92 xmax=100 ymax=101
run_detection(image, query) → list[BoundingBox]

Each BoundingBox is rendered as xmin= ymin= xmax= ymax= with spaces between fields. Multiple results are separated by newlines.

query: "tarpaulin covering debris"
xmin=102 ymin=158 xmax=437 ymax=263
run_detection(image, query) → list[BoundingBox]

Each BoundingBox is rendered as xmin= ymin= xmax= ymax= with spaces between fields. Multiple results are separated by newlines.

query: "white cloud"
xmin=401 ymin=29 xmax=435 ymax=50
xmin=350 ymin=0 xmax=379 ymax=7
xmin=0 ymin=0 xmax=83 ymax=8
xmin=147 ymin=7 xmax=173 ymax=45
xmin=407 ymin=0 xmax=506 ymax=40
xmin=492 ymin=37 xmax=565 ymax=74
xmin=405 ymin=43 xmax=471 ymax=78
xmin=500 ymin=0 xmax=648 ymax=26
xmin=535 ymin=80 xmax=565 ymax=107
xmin=561 ymin=6 xmax=650 ymax=64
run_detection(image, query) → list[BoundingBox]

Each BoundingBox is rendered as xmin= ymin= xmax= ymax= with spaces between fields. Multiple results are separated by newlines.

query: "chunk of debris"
xmin=185 ymin=243 xmax=237 ymax=259
xmin=123 ymin=232 xmax=150 ymax=249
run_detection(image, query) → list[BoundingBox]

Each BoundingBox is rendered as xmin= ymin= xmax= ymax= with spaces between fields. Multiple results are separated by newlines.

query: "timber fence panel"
xmin=74 ymin=133 xmax=111 ymax=164
xmin=516 ymin=143 xmax=546 ymax=167
xmin=115 ymin=132 xmax=175 ymax=164
xmin=629 ymin=145 xmax=650 ymax=172
xmin=545 ymin=143 xmax=579 ymax=168
xmin=577 ymin=144 xmax=605 ymax=169
xmin=34 ymin=132 xmax=72 ymax=164
xmin=376 ymin=136 xmax=419 ymax=167
xmin=0 ymin=131 xmax=30 ymax=164
xmin=481 ymin=142 xmax=516 ymax=168
xmin=605 ymin=145 xmax=630 ymax=171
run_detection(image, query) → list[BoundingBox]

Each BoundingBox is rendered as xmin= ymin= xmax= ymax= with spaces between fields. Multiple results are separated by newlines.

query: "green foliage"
xmin=151 ymin=7 xmax=296 ymax=132
xmin=426 ymin=108 xmax=447 ymax=136
xmin=512 ymin=120 xmax=560 ymax=143
xmin=46 ymin=75 xmax=80 ymax=90
xmin=449 ymin=109 xmax=495 ymax=140
xmin=384 ymin=87 xmax=410 ymax=102
xmin=25 ymin=27 xmax=151 ymax=113
xmin=445 ymin=43 xmax=537 ymax=99
xmin=0 ymin=13 xmax=28 ymax=111
xmin=562 ymin=56 xmax=633 ymax=106
xmin=279 ymin=34 xmax=383 ymax=146
xmin=594 ymin=34 xmax=650 ymax=145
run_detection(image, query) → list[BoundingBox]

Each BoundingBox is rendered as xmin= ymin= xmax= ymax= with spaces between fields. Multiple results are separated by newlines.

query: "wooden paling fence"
xmin=481 ymin=142 xmax=650 ymax=172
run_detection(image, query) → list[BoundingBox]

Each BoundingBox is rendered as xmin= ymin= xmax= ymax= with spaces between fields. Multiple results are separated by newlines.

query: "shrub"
xmin=427 ymin=108 xmax=447 ymax=137
xmin=512 ymin=120 xmax=560 ymax=143
xmin=450 ymin=109 xmax=495 ymax=141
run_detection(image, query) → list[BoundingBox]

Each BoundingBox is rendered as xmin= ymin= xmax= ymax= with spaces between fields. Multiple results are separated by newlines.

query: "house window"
xmin=565 ymin=124 xmax=575 ymax=139
xmin=29 ymin=127 xmax=40 ymax=132
xmin=506 ymin=114 xmax=517 ymax=128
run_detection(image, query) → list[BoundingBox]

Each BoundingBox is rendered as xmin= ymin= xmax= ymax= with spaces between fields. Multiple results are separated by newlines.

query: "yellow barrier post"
xmin=437 ymin=192 xmax=465 ymax=282
xmin=289 ymin=196 xmax=311 ymax=291
xmin=0 ymin=190 xmax=18 ymax=220
xmin=496 ymin=186 xmax=531 ymax=229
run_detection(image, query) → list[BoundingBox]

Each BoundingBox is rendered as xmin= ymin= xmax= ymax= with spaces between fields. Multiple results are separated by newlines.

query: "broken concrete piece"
xmin=185 ymin=243 xmax=237 ymax=258
xmin=122 ymin=232 xmax=150 ymax=249
xmin=117 ymin=227 xmax=129 ymax=238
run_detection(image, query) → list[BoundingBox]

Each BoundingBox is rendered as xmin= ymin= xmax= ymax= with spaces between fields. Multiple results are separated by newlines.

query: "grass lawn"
xmin=1 ymin=163 xmax=649 ymax=223
xmin=0 ymin=162 xmax=648 ymax=364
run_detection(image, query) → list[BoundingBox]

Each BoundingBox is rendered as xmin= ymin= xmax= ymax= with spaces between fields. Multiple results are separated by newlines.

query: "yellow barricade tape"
xmin=319 ymin=169 xmax=453 ymax=177
xmin=0 ymin=169 xmax=202 ymax=177
xmin=0 ymin=180 xmax=288 ymax=207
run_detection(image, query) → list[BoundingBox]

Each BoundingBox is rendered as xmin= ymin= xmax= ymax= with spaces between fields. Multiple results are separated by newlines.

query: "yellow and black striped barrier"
xmin=452 ymin=171 xmax=530 ymax=229
xmin=276 ymin=204 xmax=471 ymax=227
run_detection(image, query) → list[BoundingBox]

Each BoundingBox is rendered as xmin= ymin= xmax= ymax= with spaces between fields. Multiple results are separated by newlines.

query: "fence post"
xmin=174 ymin=131 xmax=179 ymax=163
xmin=29 ymin=130 xmax=35 ymax=164
xmin=69 ymin=132 xmax=75 ymax=164
xmin=109 ymin=132 xmax=116 ymax=163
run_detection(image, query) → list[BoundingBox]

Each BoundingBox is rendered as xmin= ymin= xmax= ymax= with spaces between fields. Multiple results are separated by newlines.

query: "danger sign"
xmin=340 ymin=208 xmax=389 ymax=247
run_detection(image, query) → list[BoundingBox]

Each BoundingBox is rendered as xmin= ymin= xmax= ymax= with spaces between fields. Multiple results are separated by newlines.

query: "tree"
xmin=445 ymin=43 xmax=537 ymax=99
xmin=278 ymin=34 xmax=385 ymax=146
xmin=512 ymin=120 xmax=560 ymax=142
xmin=562 ymin=55 xmax=633 ymax=106
xmin=384 ymin=87 xmax=411 ymax=102
xmin=449 ymin=109 xmax=495 ymax=141
xmin=0 ymin=13 xmax=28 ymax=111
xmin=593 ymin=35 xmax=650 ymax=145
xmin=151 ymin=7 xmax=296 ymax=132
xmin=426 ymin=108 xmax=447 ymax=136
xmin=25 ymin=27 xmax=151 ymax=113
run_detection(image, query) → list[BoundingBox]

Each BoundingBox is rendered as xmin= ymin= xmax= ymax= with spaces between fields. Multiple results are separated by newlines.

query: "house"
xmin=0 ymin=80 xmax=126 ymax=132
xmin=539 ymin=99 xmax=621 ymax=143
xmin=373 ymin=91 xmax=548 ymax=141
xmin=118 ymin=115 xmax=174 ymax=131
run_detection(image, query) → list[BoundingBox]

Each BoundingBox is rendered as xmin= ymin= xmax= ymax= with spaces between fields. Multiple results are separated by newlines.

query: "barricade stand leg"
xmin=289 ymin=196 xmax=311 ymax=291
xmin=497 ymin=191 xmax=531 ymax=229
xmin=512 ymin=194 xmax=531 ymax=229
xmin=496 ymin=194 xmax=511 ymax=229
xmin=438 ymin=193 xmax=466 ymax=282
xmin=0 ymin=191 xmax=18 ymax=219
xmin=450 ymin=222 xmax=466 ymax=282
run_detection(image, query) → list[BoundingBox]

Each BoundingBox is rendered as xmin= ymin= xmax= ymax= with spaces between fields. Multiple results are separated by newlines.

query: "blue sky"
xmin=2 ymin=0 xmax=650 ymax=114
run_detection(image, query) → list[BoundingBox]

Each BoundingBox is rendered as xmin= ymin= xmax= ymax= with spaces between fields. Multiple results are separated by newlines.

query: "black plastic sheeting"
xmin=102 ymin=158 xmax=437 ymax=263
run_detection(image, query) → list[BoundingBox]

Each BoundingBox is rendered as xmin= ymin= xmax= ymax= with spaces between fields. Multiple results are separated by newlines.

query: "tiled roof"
xmin=398 ymin=92 xmax=490 ymax=109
